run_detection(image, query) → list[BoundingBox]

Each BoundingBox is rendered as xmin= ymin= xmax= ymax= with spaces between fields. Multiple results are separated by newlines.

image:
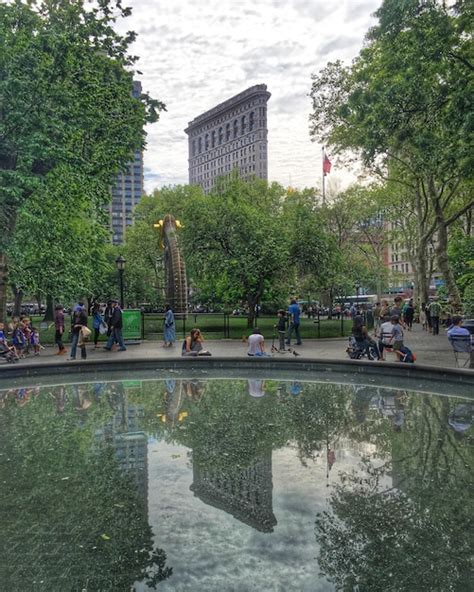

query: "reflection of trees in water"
xmin=315 ymin=395 xmax=473 ymax=592
xmin=0 ymin=385 xmax=172 ymax=591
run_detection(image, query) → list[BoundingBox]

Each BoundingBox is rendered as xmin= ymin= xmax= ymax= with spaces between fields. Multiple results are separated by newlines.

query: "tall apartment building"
xmin=110 ymin=80 xmax=144 ymax=245
xmin=185 ymin=84 xmax=271 ymax=193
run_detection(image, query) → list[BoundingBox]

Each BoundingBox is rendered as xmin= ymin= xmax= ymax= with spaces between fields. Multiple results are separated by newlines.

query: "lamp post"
xmin=116 ymin=255 xmax=126 ymax=309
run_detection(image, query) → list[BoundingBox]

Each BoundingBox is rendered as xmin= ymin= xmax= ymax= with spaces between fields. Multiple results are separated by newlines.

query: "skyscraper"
xmin=109 ymin=80 xmax=144 ymax=245
xmin=185 ymin=84 xmax=271 ymax=193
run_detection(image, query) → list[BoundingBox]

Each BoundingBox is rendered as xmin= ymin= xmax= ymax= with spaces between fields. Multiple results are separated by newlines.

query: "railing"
xmin=141 ymin=311 xmax=350 ymax=340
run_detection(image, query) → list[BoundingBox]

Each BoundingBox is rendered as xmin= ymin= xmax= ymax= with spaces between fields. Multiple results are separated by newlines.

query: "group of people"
xmin=53 ymin=300 xmax=126 ymax=360
xmin=0 ymin=317 xmax=41 ymax=363
xmin=350 ymin=298 xmax=416 ymax=363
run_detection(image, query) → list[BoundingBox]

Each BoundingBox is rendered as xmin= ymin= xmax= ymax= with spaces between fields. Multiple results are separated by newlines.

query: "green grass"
xmin=24 ymin=314 xmax=351 ymax=344
xmin=144 ymin=314 xmax=351 ymax=340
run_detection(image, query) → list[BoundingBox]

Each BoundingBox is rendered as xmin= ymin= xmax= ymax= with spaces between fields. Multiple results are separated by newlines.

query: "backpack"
xmin=398 ymin=345 xmax=416 ymax=363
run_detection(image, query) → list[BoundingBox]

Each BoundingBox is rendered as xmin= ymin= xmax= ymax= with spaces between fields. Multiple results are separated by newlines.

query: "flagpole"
xmin=322 ymin=146 xmax=326 ymax=205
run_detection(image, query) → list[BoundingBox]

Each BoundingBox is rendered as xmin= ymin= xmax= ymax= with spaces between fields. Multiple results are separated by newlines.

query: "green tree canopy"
xmin=0 ymin=0 xmax=164 ymax=319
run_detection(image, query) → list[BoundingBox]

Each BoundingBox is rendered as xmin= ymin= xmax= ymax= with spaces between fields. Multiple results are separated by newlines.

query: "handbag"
xmin=81 ymin=326 xmax=92 ymax=339
xmin=99 ymin=322 xmax=107 ymax=335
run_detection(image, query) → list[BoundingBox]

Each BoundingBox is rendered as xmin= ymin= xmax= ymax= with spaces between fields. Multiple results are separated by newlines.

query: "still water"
xmin=0 ymin=377 xmax=472 ymax=591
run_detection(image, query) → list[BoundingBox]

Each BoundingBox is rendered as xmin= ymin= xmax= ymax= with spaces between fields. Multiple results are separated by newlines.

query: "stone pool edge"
xmin=1 ymin=356 xmax=472 ymax=388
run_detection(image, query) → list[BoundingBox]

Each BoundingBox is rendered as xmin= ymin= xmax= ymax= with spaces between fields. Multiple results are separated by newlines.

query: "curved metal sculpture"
xmin=155 ymin=214 xmax=188 ymax=315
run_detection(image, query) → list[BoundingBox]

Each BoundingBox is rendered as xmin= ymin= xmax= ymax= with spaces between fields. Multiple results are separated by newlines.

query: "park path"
xmin=1 ymin=323 xmax=464 ymax=371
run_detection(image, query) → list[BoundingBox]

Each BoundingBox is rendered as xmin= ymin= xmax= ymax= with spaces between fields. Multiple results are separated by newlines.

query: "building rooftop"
xmin=185 ymin=84 xmax=270 ymax=132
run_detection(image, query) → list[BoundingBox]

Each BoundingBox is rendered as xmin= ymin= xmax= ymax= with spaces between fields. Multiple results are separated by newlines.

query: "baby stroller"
xmin=346 ymin=336 xmax=379 ymax=360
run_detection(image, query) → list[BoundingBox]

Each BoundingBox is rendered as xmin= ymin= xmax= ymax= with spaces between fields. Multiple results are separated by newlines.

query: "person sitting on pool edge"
xmin=247 ymin=328 xmax=270 ymax=357
xmin=181 ymin=328 xmax=211 ymax=356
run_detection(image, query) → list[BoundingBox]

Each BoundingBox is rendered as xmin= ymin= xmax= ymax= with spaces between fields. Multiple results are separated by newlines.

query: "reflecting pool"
xmin=0 ymin=377 xmax=472 ymax=591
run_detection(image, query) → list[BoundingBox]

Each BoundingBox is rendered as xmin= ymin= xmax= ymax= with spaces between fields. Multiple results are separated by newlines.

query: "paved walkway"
xmin=2 ymin=324 xmax=467 ymax=370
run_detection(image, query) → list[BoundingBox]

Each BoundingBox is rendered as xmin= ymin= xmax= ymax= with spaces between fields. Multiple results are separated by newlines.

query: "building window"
xmin=205 ymin=134 xmax=209 ymax=151
xmin=192 ymin=140 xmax=196 ymax=156
xmin=211 ymin=130 xmax=216 ymax=148
xmin=198 ymin=137 xmax=202 ymax=153
xmin=241 ymin=115 xmax=246 ymax=134
xmin=218 ymin=127 xmax=223 ymax=144
xmin=226 ymin=123 xmax=231 ymax=141
xmin=233 ymin=119 xmax=238 ymax=139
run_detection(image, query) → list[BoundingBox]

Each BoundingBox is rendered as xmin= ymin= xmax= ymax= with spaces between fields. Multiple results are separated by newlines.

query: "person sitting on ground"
xmin=247 ymin=328 xmax=269 ymax=357
xmin=181 ymin=328 xmax=211 ymax=356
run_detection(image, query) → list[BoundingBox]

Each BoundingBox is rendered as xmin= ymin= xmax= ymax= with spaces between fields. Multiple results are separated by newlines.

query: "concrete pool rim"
xmin=1 ymin=357 xmax=472 ymax=397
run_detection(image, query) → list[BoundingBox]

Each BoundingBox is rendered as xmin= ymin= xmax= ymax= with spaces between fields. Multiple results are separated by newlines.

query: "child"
xmin=30 ymin=326 xmax=41 ymax=356
xmin=275 ymin=310 xmax=287 ymax=352
xmin=12 ymin=321 xmax=26 ymax=358
xmin=21 ymin=317 xmax=32 ymax=355
xmin=0 ymin=322 xmax=18 ymax=361
xmin=390 ymin=315 xmax=404 ymax=352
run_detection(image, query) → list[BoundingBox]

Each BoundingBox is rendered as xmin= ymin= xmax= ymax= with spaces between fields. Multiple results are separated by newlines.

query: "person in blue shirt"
xmin=286 ymin=298 xmax=302 ymax=346
xmin=447 ymin=316 xmax=471 ymax=338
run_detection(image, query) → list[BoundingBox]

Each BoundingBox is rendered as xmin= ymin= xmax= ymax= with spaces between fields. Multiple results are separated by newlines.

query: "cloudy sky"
xmin=116 ymin=0 xmax=381 ymax=193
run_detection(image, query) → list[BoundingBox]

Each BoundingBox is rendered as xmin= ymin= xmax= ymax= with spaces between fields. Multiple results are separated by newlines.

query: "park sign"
xmin=122 ymin=309 xmax=142 ymax=341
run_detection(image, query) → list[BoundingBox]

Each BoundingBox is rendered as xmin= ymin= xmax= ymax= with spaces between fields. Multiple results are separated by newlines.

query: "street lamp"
xmin=116 ymin=254 xmax=126 ymax=309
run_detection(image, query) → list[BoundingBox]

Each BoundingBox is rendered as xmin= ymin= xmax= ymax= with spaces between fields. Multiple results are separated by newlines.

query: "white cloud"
xmin=116 ymin=0 xmax=381 ymax=193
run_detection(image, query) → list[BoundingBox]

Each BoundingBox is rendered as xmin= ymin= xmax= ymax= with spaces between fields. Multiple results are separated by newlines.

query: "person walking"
xmin=91 ymin=303 xmax=104 ymax=348
xmin=163 ymin=304 xmax=176 ymax=348
xmin=54 ymin=304 xmax=67 ymax=355
xmin=419 ymin=303 xmax=427 ymax=331
xmin=69 ymin=303 xmax=88 ymax=360
xmin=373 ymin=302 xmax=382 ymax=337
xmin=104 ymin=300 xmax=126 ymax=351
xmin=428 ymin=298 xmax=441 ymax=335
xmin=403 ymin=299 xmax=415 ymax=331
xmin=286 ymin=298 xmax=302 ymax=346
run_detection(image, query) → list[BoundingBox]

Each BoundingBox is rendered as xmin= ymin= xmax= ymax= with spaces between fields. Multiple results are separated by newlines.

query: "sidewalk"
xmin=2 ymin=324 xmax=464 ymax=370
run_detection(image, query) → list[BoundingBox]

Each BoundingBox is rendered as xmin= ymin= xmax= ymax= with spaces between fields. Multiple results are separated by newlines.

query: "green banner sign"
xmin=122 ymin=309 xmax=142 ymax=341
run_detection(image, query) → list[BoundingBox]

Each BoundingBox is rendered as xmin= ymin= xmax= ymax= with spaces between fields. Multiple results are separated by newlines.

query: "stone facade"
xmin=185 ymin=84 xmax=271 ymax=193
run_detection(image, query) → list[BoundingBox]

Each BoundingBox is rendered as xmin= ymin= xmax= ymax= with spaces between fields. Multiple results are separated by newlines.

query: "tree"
xmin=182 ymin=176 xmax=289 ymax=327
xmin=0 ymin=0 xmax=164 ymax=320
xmin=309 ymin=0 xmax=473 ymax=309
xmin=122 ymin=186 xmax=204 ymax=307
xmin=7 ymin=169 xmax=112 ymax=309
xmin=282 ymin=188 xmax=341 ymax=304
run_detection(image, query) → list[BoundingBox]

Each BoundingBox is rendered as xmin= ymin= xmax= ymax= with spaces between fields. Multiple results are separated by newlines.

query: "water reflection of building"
xmin=95 ymin=398 xmax=148 ymax=510
xmin=190 ymin=451 xmax=277 ymax=533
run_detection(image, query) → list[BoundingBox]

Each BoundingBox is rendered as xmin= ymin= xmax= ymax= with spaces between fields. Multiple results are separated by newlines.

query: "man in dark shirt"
xmin=104 ymin=300 xmax=126 ymax=351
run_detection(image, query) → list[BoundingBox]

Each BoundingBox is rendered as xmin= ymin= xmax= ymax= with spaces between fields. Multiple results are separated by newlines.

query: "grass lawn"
xmin=25 ymin=314 xmax=351 ymax=344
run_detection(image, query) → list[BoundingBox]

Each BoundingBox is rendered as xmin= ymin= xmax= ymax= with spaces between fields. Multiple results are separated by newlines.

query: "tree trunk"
xmin=416 ymin=243 xmax=430 ymax=304
xmin=0 ymin=254 xmax=9 ymax=323
xmin=43 ymin=294 xmax=55 ymax=322
xmin=435 ymin=220 xmax=462 ymax=310
xmin=246 ymin=294 xmax=257 ymax=328
xmin=12 ymin=285 xmax=23 ymax=317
